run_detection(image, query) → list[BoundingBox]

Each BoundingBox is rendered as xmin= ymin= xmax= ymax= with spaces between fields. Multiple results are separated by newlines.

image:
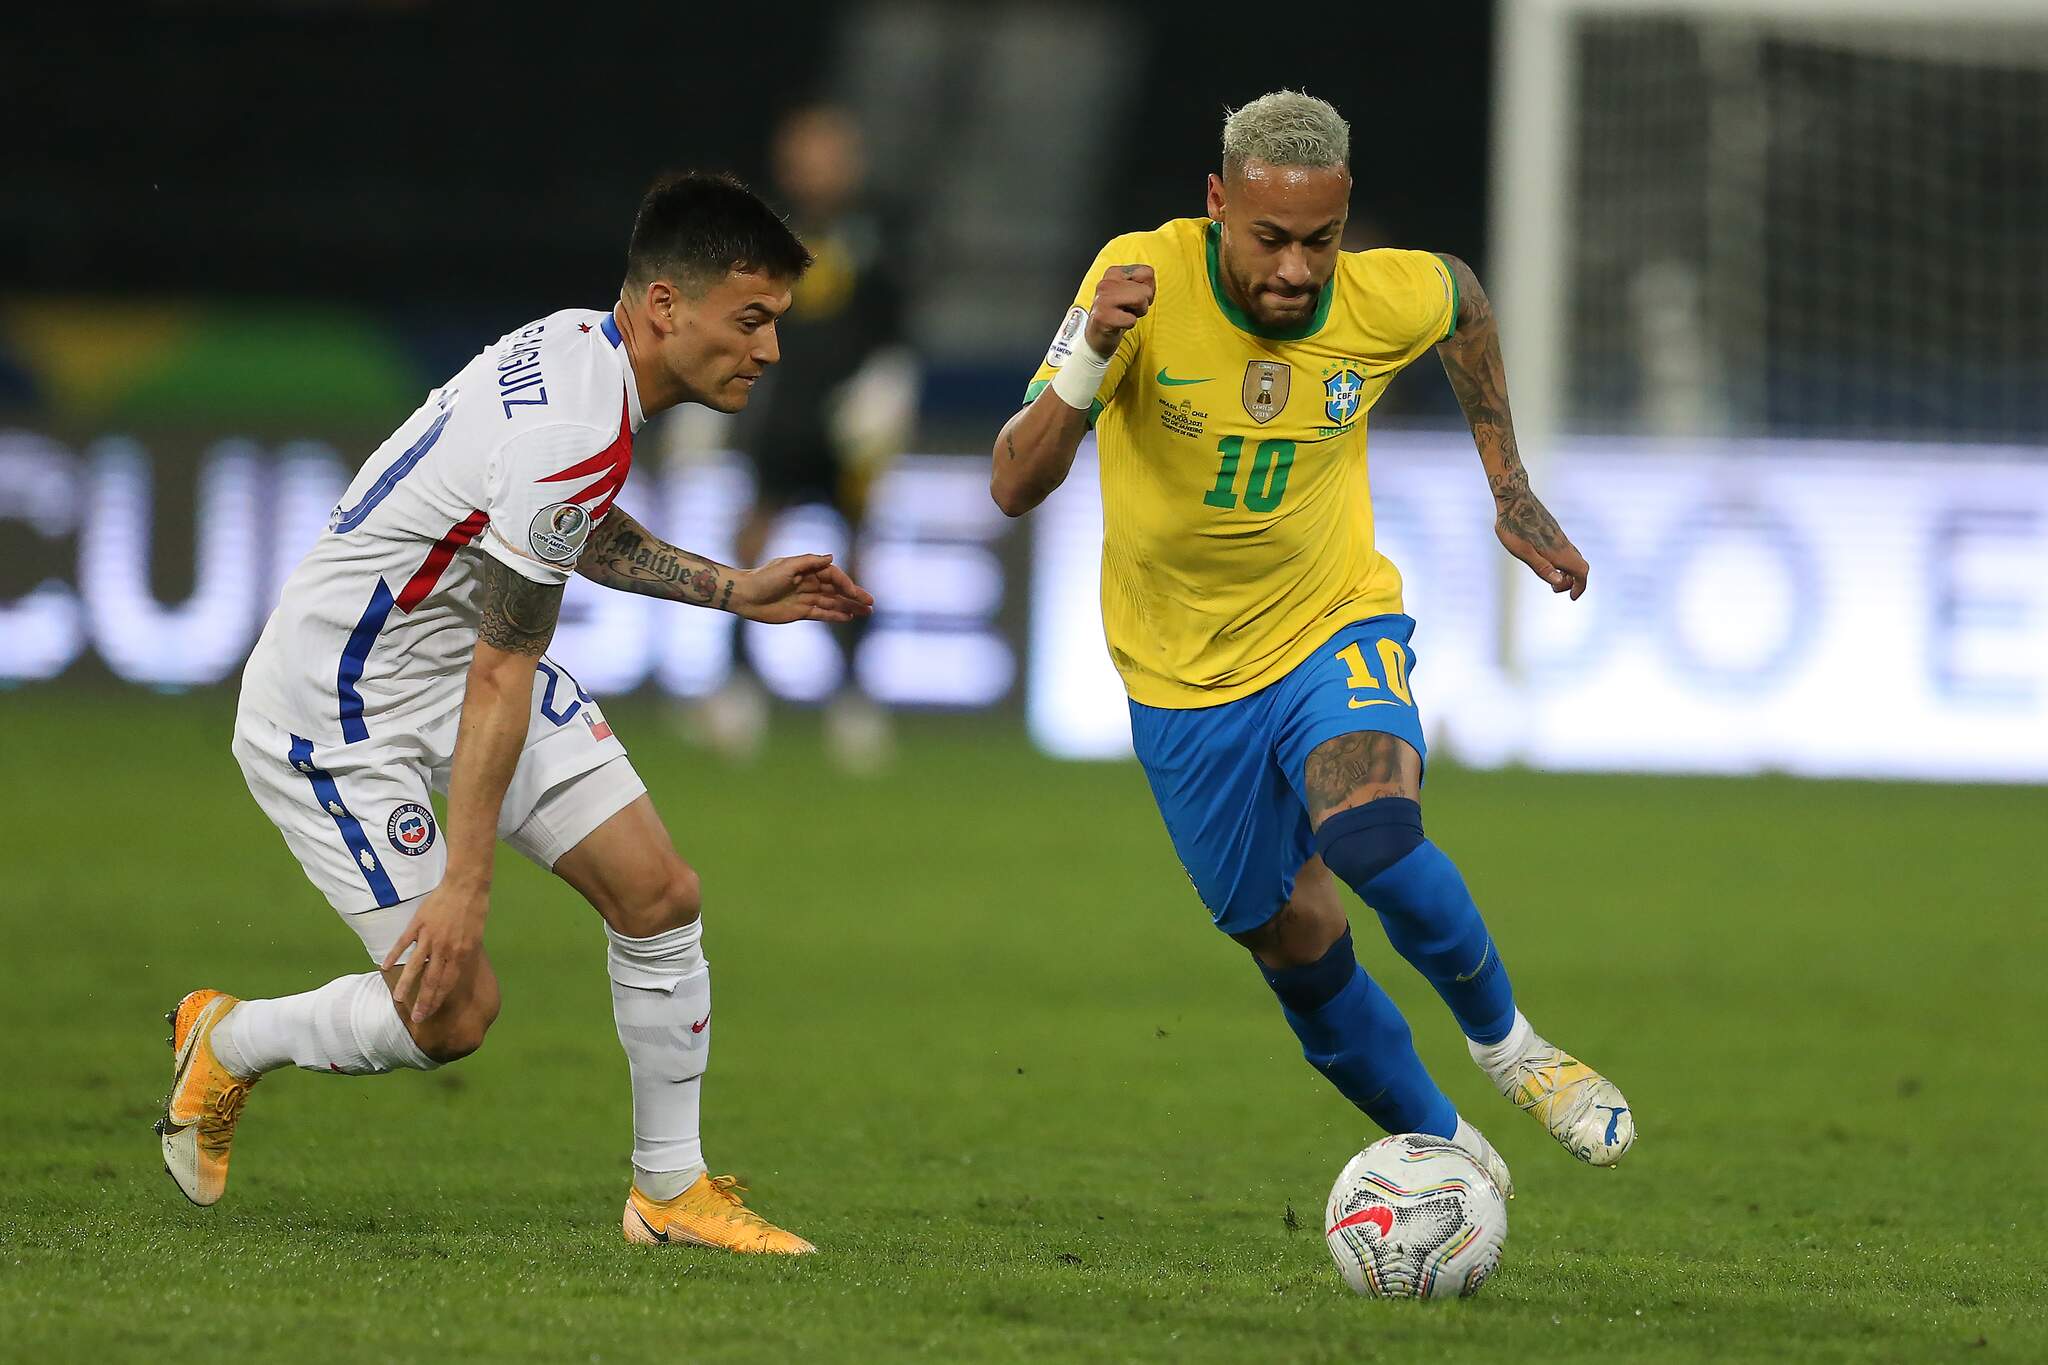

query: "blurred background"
xmin=9 ymin=8 xmax=2047 ymax=1354
xmin=4 ymin=0 xmax=2045 ymax=781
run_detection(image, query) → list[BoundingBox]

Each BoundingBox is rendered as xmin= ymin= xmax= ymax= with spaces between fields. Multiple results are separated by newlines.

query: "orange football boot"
xmin=156 ymin=990 xmax=259 ymax=1206
xmin=623 ymin=1174 xmax=816 ymax=1255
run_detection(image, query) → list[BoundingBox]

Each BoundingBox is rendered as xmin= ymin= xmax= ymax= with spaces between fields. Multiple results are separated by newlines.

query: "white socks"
xmin=607 ymin=917 xmax=711 ymax=1199
xmin=207 ymin=917 xmax=713 ymax=1202
xmin=1467 ymin=1009 xmax=1536 ymax=1080
xmin=212 ymin=971 xmax=436 ymax=1077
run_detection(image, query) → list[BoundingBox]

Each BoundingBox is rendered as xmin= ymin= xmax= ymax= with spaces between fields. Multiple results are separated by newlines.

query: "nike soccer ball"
xmin=1324 ymin=1133 xmax=1508 ymax=1299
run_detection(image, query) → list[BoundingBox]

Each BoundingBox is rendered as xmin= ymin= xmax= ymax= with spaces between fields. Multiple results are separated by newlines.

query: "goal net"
xmin=1493 ymin=0 xmax=2048 ymax=448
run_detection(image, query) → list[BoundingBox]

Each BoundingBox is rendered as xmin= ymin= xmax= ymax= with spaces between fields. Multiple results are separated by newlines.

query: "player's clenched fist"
xmin=1085 ymin=264 xmax=1155 ymax=354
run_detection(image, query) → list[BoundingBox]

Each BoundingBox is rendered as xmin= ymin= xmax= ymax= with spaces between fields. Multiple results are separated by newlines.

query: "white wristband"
xmin=1049 ymin=337 xmax=1113 ymax=411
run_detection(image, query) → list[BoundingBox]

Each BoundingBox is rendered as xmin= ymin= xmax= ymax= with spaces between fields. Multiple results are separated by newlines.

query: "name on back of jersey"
xmin=497 ymin=320 xmax=549 ymax=417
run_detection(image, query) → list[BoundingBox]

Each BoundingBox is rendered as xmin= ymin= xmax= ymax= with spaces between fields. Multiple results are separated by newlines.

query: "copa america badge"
xmin=1044 ymin=305 xmax=1087 ymax=368
xmin=386 ymin=803 xmax=437 ymax=857
xmin=528 ymin=502 xmax=591 ymax=562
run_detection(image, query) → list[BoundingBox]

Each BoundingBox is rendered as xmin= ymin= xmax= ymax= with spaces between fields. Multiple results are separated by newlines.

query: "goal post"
xmin=1492 ymin=0 xmax=2048 ymax=457
xmin=1488 ymin=0 xmax=2048 ymax=679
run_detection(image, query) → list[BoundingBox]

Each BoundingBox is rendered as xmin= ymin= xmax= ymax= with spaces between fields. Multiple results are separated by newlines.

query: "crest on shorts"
xmin=1241 ymin=360 xmax=1290 ymax=424
xmin=528 ymin=502 xmax=591 ymax=563
xmin=387 ymin=802 xmax=437 ymax=857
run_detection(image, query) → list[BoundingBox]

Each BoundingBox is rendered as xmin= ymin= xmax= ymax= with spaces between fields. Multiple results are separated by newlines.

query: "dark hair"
xmin=624 ymin=171 xmax=812 ymax=294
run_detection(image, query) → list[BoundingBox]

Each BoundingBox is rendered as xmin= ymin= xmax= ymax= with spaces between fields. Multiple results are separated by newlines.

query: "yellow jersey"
xmin=1026 ymin=217 xmax=1457 ymax=709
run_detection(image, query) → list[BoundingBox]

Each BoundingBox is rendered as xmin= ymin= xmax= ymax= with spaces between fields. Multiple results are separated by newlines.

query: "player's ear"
xmin=1206 ymin=173 xmax=1226 ymax=223
xmin=643 ymin=280 xmax=677 ymax=335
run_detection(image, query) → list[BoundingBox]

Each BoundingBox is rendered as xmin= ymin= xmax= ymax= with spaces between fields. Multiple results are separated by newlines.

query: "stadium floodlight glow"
xmin=1022 ymin=432 xmax=2048 ymax=781
xmin=744 ymin=503 xmax=851 ymax=704
xmin=81 ymin=438 xmax=265 ymax=688
xmin=1025 ymin=444 xmax=1134 ymax=759
xmin=0 ymin=434 xmax=86 ymax=681
xmin=556 ymin=576 xmax=658 ymax=697
xmin=267 ymin=443 xmax=348 ymax=607
xmin=9 ymin=430 xmax=2044 ymax=781
xmin=654 ymin=458 xmax=750 ymax=699
xmin=854 ymin=457 xmax=1015 ymax=708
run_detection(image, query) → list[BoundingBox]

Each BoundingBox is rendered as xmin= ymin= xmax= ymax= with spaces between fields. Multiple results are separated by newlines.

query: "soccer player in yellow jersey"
xmin=992 ymin=91 xmax=1634 ymax=1193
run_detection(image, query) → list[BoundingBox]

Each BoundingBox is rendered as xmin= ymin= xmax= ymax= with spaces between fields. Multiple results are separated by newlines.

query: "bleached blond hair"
xmin=1221 ymin=90 xmax=1350 ymax=178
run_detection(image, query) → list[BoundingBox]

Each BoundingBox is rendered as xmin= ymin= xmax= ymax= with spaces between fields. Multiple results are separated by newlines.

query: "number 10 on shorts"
xmin=1336 ymin=639 xmax=1412 ymax=705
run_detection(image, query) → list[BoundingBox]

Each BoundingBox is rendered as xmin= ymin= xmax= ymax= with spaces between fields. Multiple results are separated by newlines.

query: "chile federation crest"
xmin=387 ymin=803 xmax=437 ymax=857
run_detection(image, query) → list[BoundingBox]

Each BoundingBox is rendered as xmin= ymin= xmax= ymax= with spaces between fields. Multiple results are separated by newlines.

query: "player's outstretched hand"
xmin=733 ymin=553 xmax=875 ymax=624
xmin=383 ymin=884 xmax=487 ymax=1024
xmin=1085 ymin=264 xmax=1155 ymax=355
xmin=1495 ymin=492 xmax=1590 ymax=600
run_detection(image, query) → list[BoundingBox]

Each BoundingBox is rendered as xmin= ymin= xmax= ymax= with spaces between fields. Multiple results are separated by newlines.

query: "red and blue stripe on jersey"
xmin=335 ymin=509 xmax=490 ymax=742
xmin=330 ymin=396 xmax=631 ymax=743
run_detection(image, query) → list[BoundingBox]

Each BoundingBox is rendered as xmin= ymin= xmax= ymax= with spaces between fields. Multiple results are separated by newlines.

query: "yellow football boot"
xmin=623 ymin=1174 xmax=817 ymax=1255
xmin=156 ymin=990 xmax=259 ymax=1206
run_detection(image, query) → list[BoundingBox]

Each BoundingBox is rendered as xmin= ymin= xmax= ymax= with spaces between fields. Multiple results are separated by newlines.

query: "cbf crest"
xmin=1241 ymin=360 xmax=1291 ymax=424
xmin=1324 ymin=367 xmax=1365 ymax=426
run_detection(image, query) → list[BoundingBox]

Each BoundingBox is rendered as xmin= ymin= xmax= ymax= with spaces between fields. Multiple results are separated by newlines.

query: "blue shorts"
xmin=1130 ymin=615 xmax=1427 ymax=937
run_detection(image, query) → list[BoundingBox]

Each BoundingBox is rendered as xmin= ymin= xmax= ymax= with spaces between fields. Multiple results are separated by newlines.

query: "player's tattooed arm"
xmin=397 ymin=553 xmax=561 ymax=1019
xmin=576 ymin=505 xmax=734 ymax=609
xmin=1435 ymin=254 xmax=1590 ymax=599
xmin=577 ymin=504 xmax=873 ymax=623
xmin=477 ymin=554 xmax=564 ymax=655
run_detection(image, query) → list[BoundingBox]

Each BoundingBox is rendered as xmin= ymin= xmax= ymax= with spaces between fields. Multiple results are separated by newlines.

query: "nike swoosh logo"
xmin=632 ymin=1206 xmax=670 ymax=1243
xmin=1156 ymin=368 xmax=1211 ymax=386
xmin=690 ymin=1012 xmax=710 ymax=1034
xmin=1453 ymin=943 xmax=1493 ymax=983
xmin=1328 ymin=1206 xmax=1394 ymax=1238
xmin=1348 ymin=698 xmax=1398 ymax=709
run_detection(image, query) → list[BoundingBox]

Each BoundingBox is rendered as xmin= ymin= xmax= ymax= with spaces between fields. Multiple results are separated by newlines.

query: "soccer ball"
xmin=1323 ymin=1133 xmax=1508 ymax=1299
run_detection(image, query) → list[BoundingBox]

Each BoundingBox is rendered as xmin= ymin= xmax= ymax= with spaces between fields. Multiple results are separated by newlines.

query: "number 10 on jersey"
xmin=1204 ymin=436 xmax=1295 ymax=512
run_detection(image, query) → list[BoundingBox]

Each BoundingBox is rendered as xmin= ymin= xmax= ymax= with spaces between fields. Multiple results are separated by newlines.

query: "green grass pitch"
xmin=2 ymin=694 xmax=2042 ymax=1362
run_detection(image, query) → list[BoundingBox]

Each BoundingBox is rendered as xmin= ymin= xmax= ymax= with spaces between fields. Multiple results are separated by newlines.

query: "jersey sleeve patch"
xmin=482 ymin=419 xmax=624 ymax=585
xmin=1025 ymin=233 xmax=1161 ymax=419
xmin=527 ymin=502 xmax=593 ymax=563
xmin=1044 ymin=306 xmax=1088 ymax=369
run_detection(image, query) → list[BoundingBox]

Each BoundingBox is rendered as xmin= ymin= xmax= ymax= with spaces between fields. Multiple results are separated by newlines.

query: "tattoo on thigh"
xmin=1304 ymin=733 xmax=1410 ymax=820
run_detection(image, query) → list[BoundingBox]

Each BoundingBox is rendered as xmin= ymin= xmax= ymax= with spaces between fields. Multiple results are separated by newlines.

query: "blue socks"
xmin=1258 ymin=928 xmax=1458 ymax=1138
xmin=1315 ymin=798 xmax=1516 ymax=1046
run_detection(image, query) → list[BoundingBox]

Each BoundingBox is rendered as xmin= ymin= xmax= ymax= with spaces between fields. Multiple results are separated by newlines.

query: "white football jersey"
xmin=241 ymin=308 xmax=646 ymax=744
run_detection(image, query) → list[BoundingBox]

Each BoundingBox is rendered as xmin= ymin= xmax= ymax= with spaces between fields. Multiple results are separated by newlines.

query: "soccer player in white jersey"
xmin=158 ymin=173 xmax=868 ymax=1254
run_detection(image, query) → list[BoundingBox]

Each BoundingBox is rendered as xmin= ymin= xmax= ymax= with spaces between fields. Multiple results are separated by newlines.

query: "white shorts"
xmin=234 ymin=656 xmax=646 ymax=961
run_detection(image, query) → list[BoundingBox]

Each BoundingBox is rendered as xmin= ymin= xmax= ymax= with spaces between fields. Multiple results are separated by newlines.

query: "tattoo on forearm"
xmin=1489 ymin=465 xmax=1565 ymax=550
xmin=1437 ymin=259 xmax=1569 ymax=554
xmin=1303 ymin=732 xmax=1411 ymax=823
xmin=576 ymin=507 xmax=733 ymax=607
xmin=717 ymin=578 xmax=733 ymax=611
xmin=478 ymin=555 xmax=563 ymax=655
xmin=1003 ymin=428 xmax=1021 ymax=463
